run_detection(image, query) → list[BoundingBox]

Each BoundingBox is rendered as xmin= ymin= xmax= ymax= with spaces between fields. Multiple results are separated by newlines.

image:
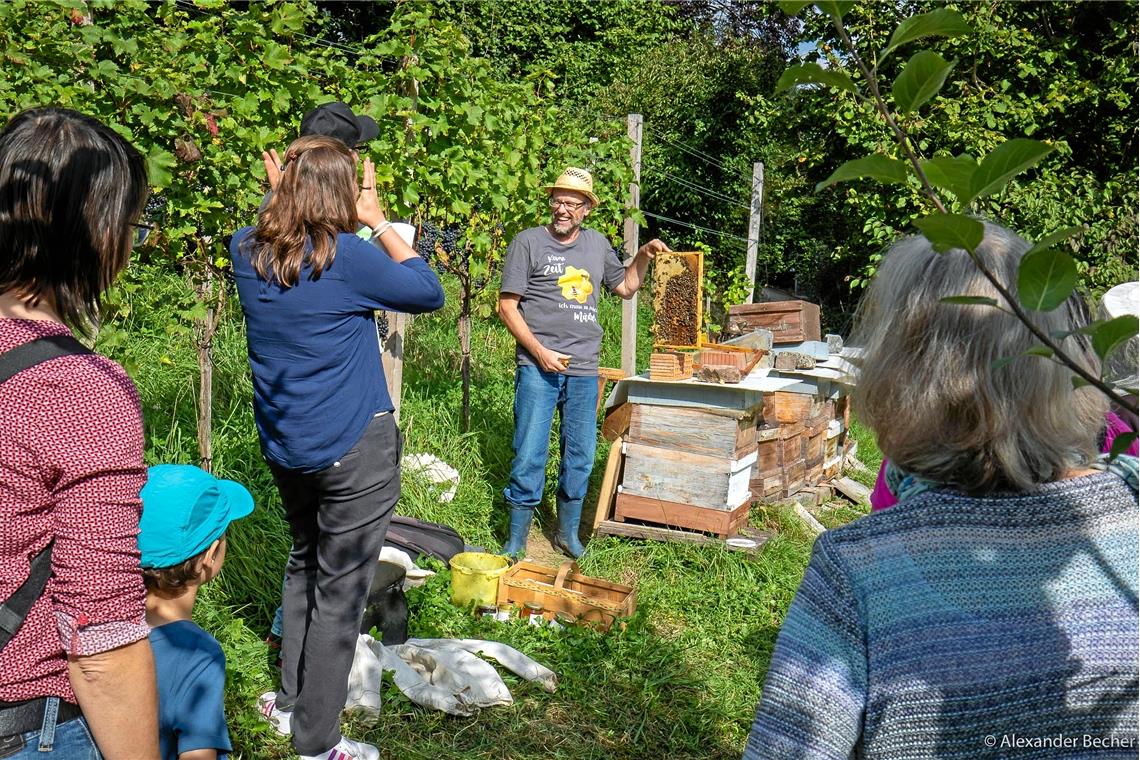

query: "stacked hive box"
xmin=614 ymin=405 xmax=758 ymax=538
xmin=728 ymin=300 xmax=821 ymax=343
xmin=752 ymin=392 xmax=849 ymax=501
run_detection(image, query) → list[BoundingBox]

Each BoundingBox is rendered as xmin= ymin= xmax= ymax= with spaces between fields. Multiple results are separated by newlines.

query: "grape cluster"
xmin=416 ymin=222 xmax=440 ymax=261
xmin=376 ymin=313 xmax=390 ymax=342
xmin=416 ymin=222 xmax=468 ymax=269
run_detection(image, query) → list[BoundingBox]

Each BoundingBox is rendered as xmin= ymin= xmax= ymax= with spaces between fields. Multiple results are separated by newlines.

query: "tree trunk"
xmin=459 ymin=280 xmax=471 ymax=433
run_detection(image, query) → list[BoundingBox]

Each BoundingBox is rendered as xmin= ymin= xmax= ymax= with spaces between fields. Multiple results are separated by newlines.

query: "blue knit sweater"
xmin=746 ymin=467 xmax=1138 ymax=759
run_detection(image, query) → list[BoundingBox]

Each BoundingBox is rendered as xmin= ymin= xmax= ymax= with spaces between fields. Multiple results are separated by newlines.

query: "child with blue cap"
xmin=139 ymin=464 xmax=254 ymax=760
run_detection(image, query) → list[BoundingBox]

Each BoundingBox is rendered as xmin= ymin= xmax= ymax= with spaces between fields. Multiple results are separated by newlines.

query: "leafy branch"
xmin=777 ymin=1 xmax=1138 ymax=418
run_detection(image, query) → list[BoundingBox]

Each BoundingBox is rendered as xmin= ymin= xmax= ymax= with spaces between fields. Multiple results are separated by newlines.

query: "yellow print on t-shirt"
xmin=557 ymin=266 xmax=593 ymax=304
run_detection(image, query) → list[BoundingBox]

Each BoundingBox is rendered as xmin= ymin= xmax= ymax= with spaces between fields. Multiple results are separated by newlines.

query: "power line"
xmin=650 ymin=170 xmax=750 ymax=209
xmin=643 ymin=124 xmax=735 ymax=174
xmin=641 ymin=210 xmax=750 ymax=245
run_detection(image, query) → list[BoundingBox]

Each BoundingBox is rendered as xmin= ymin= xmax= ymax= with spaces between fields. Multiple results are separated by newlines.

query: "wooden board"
xmin=628 ymin=404 xmax=757 ymax=459
xmin=592 ymin=435 xmax=625 ymax=533
xmin=833 ymin=476 xmax=871 ymax=505
xmin=597 ymin=521 xmax=772 ymax=554
xmin=613 ymin=492 xmax=751 ymax=539
xmin=727 ymin=300 xmax=821 ymax=344
xmin=601 ymin=402 xmax=632 ymax=442
xmin=621 ymin=442 xmax=757 ymax=510
xmin=652 ymin=251 xmax=704 ymax=348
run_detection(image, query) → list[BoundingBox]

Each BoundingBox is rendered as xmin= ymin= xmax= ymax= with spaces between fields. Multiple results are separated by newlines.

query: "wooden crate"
xmin=728 ymin=300 xmax=821 ymax=344
xmin=628 ymin=404 xmax=757 ymax=459
xmin=620 ymin=441 xmax=757 ymax=510
xmin=497 ymin=560 xmax=635 ymax=631
xmin=614 ymin=492 xmax=751 ymax=539
xmin=652 ymin=252 xmax=704 ymax=348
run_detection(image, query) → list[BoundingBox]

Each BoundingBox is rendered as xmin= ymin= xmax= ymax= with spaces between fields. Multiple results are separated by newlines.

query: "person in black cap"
xmin=261 ymin=101 xmax=378 ymax=191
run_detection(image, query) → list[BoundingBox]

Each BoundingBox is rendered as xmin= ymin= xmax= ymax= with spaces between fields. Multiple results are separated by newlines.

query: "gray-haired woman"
xmin=745 ymin=222 xmax=1137 ymax=759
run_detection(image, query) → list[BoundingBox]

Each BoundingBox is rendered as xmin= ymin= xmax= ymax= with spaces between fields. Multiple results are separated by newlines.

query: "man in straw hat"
xmin=497 ymin=167 xmax=669 ymax=558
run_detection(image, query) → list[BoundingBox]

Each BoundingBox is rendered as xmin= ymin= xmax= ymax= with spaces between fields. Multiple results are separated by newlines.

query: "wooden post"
xmin=621 ymin=113 xmax=643 ymax=376
xmin=744 ymin=161 xmax=764 ymax=304
xmin=381 ymin=312 xmax=408 ymax=424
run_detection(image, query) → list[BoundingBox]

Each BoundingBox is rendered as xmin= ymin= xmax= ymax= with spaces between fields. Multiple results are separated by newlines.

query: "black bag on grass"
xmin=360 ymin=561 xmax=409 ymax=645
xmin=385 ymin=515 xmax=464 ymax=564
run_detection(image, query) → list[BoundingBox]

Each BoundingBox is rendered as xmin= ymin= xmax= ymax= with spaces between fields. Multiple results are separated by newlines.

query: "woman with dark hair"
xmin=0 ymin=108 xmax=159 ymax=758
xmin=229 ymin=135 xmax=443 ymax=760
xmin=745 ymin=223 xmax=1137 ymax=759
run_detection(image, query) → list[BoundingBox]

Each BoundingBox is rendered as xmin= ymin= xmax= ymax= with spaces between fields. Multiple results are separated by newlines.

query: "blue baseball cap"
xmin=139 ymin=464 xmax=255 ymax=568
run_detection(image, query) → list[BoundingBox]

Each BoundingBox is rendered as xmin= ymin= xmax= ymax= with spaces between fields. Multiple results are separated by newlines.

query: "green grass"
xmin=99 ymin=262 xmax=878 ymax=759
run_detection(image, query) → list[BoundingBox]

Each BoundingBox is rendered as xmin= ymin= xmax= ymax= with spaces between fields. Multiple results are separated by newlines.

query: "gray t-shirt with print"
xmin=500 ymin=225 xmax=627 ymax=376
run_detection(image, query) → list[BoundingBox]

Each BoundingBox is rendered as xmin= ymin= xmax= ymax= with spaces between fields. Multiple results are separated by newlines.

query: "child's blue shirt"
xmin=149 ymin=620 xmax=231 ymax=760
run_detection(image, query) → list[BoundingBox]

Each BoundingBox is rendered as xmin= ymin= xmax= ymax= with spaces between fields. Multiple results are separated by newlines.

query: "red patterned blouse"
xmin=0 ymin=319 xmax=149 ymax=703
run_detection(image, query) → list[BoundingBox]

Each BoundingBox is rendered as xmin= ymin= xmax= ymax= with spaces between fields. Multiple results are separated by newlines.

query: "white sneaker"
xmin=299 ymin=736 xmax=380 ymax=760
xmin=256 ymin=690 xmax=293 ymax=736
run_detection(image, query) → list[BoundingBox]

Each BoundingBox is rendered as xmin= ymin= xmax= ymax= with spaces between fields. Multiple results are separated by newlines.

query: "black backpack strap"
xmin=0 ymin=334 xmax=91 ymax=650
xmin=0 ymin=542 xmax=53 ymax=649
xmin=0 ymin=334 xmax=92 ymax=386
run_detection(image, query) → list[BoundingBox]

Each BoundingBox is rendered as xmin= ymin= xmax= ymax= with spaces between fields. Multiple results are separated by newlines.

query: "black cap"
xmin=299 ymin=102 xmax=379 ymax=148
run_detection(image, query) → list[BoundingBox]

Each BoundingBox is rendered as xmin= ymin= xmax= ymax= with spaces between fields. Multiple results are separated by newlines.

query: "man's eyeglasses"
xmin=132 ymin=222 xmax=154 ymax=247
xmin=548 ymin=198 xmax=586 ymax=212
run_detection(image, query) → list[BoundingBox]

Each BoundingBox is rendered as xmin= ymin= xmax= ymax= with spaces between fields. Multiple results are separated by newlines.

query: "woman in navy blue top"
xmin=229 ymin=135 xmax=443 ymax=760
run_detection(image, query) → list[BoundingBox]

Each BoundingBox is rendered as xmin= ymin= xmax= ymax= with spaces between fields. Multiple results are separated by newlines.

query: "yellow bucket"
xmin=449 ymin=552 xmax=510 ymax=608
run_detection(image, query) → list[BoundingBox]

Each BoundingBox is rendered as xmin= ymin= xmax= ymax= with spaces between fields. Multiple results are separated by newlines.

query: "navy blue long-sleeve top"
xmin=229 ymin=227 xmax=444 ymax=472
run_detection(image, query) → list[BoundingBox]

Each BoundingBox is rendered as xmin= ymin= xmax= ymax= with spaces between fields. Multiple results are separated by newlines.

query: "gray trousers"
xmin=270 ymin=413 xmax=401 ymax=756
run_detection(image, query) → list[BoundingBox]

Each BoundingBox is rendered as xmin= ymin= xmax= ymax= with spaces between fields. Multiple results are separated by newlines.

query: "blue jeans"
xmin=503 ymin=365 xmax=599 ymax=515
xmin=0 ymin=702 xmax=100 ymax=758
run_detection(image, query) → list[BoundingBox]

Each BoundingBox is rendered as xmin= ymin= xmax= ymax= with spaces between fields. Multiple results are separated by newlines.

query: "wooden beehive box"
xmin=728 ymin=300 xmax=821 ymax=344
xmin=620 ymin=440 xmax=756 ymax=510
xmin=652 ymin=251 xmax=703 ymax=348
xmin=497 ymin=560 xmax=635 ymax=631
xmin=628 ymin=404 xmax=757 ymax=459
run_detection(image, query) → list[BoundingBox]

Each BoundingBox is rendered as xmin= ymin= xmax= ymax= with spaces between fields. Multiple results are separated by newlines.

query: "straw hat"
xmin=546 ymin=167 xmax=599 ymax=206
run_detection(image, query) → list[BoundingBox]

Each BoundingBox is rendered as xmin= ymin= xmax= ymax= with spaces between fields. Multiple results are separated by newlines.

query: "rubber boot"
xmin=501 ymin=506 xmax=533 ymax=559
xmin=552 ymin=498 xmax=586 ymax=559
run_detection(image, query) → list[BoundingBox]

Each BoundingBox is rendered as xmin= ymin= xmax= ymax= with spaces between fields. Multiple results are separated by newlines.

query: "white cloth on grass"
xmin=345 ymin=634 xmax=558 ymax=717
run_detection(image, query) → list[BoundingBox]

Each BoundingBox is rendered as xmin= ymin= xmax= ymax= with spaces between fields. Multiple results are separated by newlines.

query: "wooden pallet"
xmin=597 ymin=521 xmax=771 ymax=554
xmin=613 ymin=491 xmax=751 ymax=538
